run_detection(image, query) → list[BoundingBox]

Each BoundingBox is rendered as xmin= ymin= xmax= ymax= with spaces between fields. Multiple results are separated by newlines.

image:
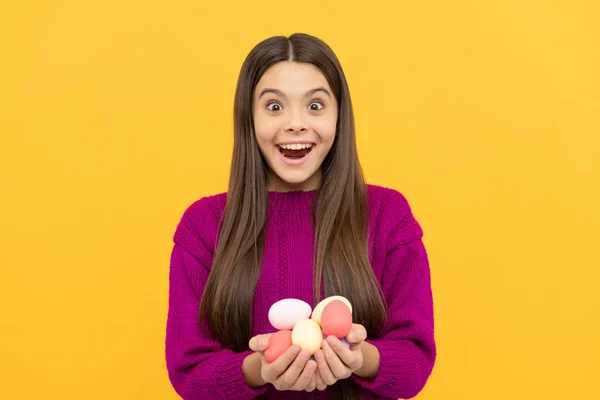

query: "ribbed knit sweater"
xmin=166 ymin=184 xmax=436 ymax=399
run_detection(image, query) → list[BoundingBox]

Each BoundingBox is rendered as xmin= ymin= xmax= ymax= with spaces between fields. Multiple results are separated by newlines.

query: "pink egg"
xmin=264 ymin=330 xmax=292 ymax=363
xmin=320 ymin=300 xmax=353 ymax=338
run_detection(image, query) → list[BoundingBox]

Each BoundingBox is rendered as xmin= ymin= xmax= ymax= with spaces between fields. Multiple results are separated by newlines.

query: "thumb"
xmin=346 ymin=324 xmax=367 ymax=344
xmin=249 ymin=334 xmax=272 ymax=352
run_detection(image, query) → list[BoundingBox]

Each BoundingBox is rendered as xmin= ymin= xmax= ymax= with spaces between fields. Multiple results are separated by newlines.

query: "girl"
xmin=166 ymin=33 xmax=436 ymax=399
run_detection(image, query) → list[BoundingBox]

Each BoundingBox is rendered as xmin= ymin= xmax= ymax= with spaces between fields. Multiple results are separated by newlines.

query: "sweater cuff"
xmin=351 ymin=339 xmax=426 ymax=398
xmin=211 ymin=350 xmax=268 ymax=399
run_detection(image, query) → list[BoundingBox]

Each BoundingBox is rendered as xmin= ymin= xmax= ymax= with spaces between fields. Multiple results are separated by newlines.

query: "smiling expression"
xmin=253 ymin=61 xmax=338 ymax=192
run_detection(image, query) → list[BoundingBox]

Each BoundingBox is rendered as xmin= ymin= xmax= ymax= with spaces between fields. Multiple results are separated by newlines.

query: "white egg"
xmin=268 ymin=298 xmax=312 ymax=330
xmin=292 ymin=318 xmax=323 ymax=355
xmin=311 ymin=295 xmax=352 ymax=326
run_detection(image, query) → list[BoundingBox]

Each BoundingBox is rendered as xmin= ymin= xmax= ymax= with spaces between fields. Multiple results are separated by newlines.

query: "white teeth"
xmin=279 ymin=143 xmax=313 ymax=150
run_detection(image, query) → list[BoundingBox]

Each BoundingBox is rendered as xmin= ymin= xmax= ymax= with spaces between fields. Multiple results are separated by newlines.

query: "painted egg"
xmin=311 ymin=296 xmax=352 ymax=326
xmin=320 ymin=300 xmax=353 ymax=338
xmin=264 ymin=330 xmax=293 ymax=363
xmin=268 ymin=298 xmax=312 ymax=330
xmin=292 ymin=318 xmax=322 ymax=355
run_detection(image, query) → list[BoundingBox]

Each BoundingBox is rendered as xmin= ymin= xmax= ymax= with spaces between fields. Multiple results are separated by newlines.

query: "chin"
xmin=283 ymin=175 xmax=310 ymax=184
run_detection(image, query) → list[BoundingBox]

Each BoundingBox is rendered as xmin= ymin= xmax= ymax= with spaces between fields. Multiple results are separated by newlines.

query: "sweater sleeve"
xmin=165 ymin=199 xmax=267 ymax=399
xmin=352 ymin=191 xmax=436 ymax=399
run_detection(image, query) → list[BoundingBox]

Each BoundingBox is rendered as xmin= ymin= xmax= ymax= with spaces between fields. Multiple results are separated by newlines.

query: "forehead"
xmin=255 ymin=62 xmax=331 ymax=96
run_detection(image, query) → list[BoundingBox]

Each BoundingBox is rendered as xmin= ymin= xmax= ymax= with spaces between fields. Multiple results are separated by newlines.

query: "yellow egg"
xmin=311 ymin=296 xmax=352 ymax=326
xmin=291 ymin=318 xmax=322 ymax=355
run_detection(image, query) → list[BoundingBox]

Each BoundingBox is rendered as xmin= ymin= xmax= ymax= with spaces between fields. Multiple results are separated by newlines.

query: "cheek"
xmin=254 ymin=115 xmax=280 ymax=143
xmin=314 ymin=115 xmax=337 ymax=143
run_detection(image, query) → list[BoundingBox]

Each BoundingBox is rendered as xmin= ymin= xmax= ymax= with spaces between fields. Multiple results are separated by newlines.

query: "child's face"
xmin=253 ymin=61 xmax=338 ymax=192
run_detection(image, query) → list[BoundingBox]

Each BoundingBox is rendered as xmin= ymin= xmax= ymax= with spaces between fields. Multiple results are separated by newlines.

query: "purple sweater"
xmin=166 ymin=185 xmax=436 ymax=399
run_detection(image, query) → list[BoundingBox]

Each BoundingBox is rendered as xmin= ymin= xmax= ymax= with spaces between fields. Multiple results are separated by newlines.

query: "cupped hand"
xmin=249 ymin=334 xmax=318 ymax=392
xmin=313 ymin=323 xmax=367 ymax=386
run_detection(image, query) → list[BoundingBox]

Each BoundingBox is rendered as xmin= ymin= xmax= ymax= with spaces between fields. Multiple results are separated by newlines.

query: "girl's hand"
xmin=315 ymin=369 xmax=328 ymax=391
xmin=249 ymin=334 xmax=318 ymax=392
xmin=314 ymin=324 xmax=367 ymax=386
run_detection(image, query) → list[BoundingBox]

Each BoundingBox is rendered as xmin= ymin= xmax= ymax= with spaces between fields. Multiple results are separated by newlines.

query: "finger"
xmin=314 ymin=348 xmax=337 ymax=385
xmin=249 ymin=333 xmax=273 ymax=352
xmin=305 ymin=377 xmax=316 ymax=392
xmin=315 ymin=369 xmax=328 ymax=391
xmin=327 ymin=335 xmax=359 ymax=370
xmin=306 ymin=373 xmax=317 ymax=392
xmin=275 ymin=349 xmax=311 ymax=389
xmin=295 ymin=360 xmax=317 ymax=392
xmin=346 ymin=324 xmax=367 ymax=344
xmin=264 ymin=344 xmax=301 ymax=382
xmin=322 ymin=338 xmax=352 ymax=379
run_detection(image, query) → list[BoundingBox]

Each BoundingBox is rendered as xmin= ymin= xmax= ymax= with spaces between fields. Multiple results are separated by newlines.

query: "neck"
xmin=266 ymin=169 xmax=322 ymax=192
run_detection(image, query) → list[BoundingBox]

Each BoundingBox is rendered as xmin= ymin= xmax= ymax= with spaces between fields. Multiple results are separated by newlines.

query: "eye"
xmin=266 ymin=101 xmax=283 ymax=112
xmin=308 ymin=100 xmax=325 ymax=111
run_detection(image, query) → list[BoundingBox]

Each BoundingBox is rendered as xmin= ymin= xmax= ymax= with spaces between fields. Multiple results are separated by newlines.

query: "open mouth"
xmin=278 ymin=143 xmax=314 ymax=159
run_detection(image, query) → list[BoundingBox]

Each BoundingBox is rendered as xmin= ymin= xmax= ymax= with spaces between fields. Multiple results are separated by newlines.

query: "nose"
xmin=285 ymin=109 xmax=307 ymax=133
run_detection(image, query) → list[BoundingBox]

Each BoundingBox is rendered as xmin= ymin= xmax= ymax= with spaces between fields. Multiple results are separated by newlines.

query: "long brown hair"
xmin=200 ymin=33 xmax=386 ymax=398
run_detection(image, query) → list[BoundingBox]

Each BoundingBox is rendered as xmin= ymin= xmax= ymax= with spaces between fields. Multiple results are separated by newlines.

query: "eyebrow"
xmin=258 ymin=87 xmax=332 ymax=99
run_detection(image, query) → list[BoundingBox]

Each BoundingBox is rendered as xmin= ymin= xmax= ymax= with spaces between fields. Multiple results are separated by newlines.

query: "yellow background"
xmin=1 ymin=1 xmax=599 ymax=399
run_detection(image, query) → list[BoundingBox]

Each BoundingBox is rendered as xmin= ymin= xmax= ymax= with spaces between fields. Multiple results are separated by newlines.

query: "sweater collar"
xmin=267 ymin=189 xmax=317 ymax=211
